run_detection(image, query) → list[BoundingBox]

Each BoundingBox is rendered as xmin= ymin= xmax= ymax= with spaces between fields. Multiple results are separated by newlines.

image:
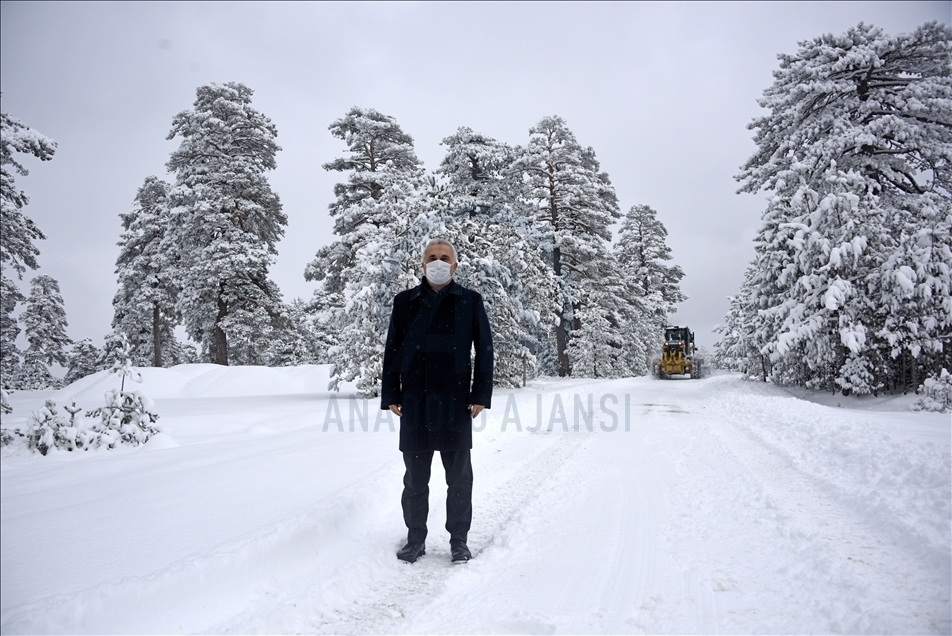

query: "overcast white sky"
xmin=1 ymin=1 xmax=949 ymax=353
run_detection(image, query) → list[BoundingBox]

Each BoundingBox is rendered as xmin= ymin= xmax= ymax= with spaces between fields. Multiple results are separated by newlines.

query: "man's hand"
xmin=389 ymin=404 xmax=402 ymax=417
xmin=469 ymin=404 xmax=484 ymax=419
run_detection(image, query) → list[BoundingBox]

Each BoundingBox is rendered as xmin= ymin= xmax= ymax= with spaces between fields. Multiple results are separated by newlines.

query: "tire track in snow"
xmin=665 ymin=395 xmax=950 ymax=634
xmin=298 ymin=424 xmax=593 ymax=634
xmin=192 ymin=379 xmax=621 ymax=632
xmin=397 ymin=384 xmax=684 ymax=633
xmin=710 ymin=387 xmax=951 ymax=556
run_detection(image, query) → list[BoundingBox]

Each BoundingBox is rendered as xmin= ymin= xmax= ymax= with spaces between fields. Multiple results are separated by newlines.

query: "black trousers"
xmin=402 ymin=450 xmax=473 ymax=545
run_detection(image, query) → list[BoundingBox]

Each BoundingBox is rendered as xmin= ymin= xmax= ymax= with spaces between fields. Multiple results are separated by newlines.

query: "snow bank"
xmin=706 ymin=375 xmax=951 ymax=555
xmin=56 ymin=363 xmax=346 ymax=403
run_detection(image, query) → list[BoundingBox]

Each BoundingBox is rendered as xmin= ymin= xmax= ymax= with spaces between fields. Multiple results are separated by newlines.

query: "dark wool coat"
xmin=380 ymin=279 xmax=493 ymax=452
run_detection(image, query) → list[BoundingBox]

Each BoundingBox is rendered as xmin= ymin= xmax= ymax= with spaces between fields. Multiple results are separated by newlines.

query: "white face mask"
xmin=425 ymin=260 xmax=453 ymax=285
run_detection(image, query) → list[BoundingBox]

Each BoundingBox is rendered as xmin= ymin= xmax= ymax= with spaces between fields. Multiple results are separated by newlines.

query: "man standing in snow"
xmin=381 ymin=239 xmax=494 ymax=564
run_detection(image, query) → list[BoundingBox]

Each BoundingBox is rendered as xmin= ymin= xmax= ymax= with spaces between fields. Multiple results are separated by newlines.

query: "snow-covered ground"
xmin=1 ymin=365 xmax=949 ymax=634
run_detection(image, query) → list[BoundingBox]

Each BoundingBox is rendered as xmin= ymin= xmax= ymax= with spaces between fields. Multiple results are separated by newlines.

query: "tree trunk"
xmin=911 ymin=354 xmax=918 ymax=393
xmin=900 ymin=351 xmax=906 ymax=393
xmin=551 ymin=245 xmax=570 ymax=377
xmin=213 ymin=295 xmax=229 ymax=366
xmin=555 ymin=320 xmax=570 ymax=377
xmin=152 ymin=303 xmax=162 ymax=367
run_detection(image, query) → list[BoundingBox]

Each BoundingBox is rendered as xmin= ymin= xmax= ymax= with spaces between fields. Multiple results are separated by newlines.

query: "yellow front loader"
xmin=652 ymin=326 xmax=701 ymax=379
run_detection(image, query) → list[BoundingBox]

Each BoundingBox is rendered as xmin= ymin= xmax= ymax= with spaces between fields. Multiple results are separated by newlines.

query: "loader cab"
xmin=664 ymin=326 xmax=695 ymax=353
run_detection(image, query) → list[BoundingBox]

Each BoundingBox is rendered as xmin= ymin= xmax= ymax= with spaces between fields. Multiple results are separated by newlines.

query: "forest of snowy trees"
xmin=4 ymin=20 xmax=948 ymax=401
xmin=1 ymin=84 xmax=685 ymax=395
xmin=714 ymin=21 xmax=952 ymax=395
xmin=0 ymin=109 xmax=67 ymax=390
xmin=306 ymin=108 xmax=685 ymax=395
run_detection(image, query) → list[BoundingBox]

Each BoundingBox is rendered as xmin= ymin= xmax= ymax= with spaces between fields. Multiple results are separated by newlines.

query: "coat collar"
xmin=409 ymin=278 xmax=461 ymax=302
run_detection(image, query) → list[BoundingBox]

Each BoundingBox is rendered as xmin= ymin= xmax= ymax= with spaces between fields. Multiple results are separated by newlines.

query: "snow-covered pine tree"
xmin=4 ymin=397 xmax=87 ymax=454
xmin=94 ymin=330 xmax=125 ymax=374
xmin=0 ymin=276 xmax=22 ymax=387
xmin=88 ymin=336 xmax=159 ymax=447
xmin=63 ymin=337 xmax=102 ymax=386
xmin=616 ymin=205 xmax=686 ymax=311
xmin=67 ymin=336 xmax=160 ymax=450
xmin=613 ymin=204 xmax=687 ymax=374
xmin=739 ymin=22 xmax=951 ymax=197
xmin=512 ymin=116 xmax=621 ymax=376
xmin=268 ymin=298 xmax=322 ymax=366
xmin=564 ymin=272 xmax=632 ymax=379
xmin=436 ymin=127 xmax=551 ymax=386
xmin=1 ymin=110 xmax=56 ymax=385
xmin=307 ymin=106 xmax=423 ymax=296
xmin=731 ymin=21 xmax=952 ymax=393
xmin=712 ymin=287 xmax=749 ymax=374
xmin=431 ymin=205 xmax=549 ymax=386
xmin=303 ymin=290 xmax=341 ymax=365
xmin=112 ymin=176 xmax=183 ymax=367
xmin=713 ymin=263 xmax=774 ymax=381
xmin=4 ymin=340 xmax=162 ymax=455
xmin=0 ymin=109 xmax=56 ymax=281
xmin=24 ymin=399 xmax=65 ymax=455
xmin=914 ymin=368 xmax=952 ymax=412
xmin=770 ymin=174 xmax=883 ymax=392
xmin=17 ymin=274 xmax=70 ymax=389
xmin=165 ymin=83 xmax=287 ymax=366
xmin=329 ymin=191 xmax=437 ymax=395
xmin=306 ymin=107 xmax=433 ymax=394
xmin=872 ymin=190 xmax=952 ymax=391
xmin=439 ymin=126 xmax=519 ymax=206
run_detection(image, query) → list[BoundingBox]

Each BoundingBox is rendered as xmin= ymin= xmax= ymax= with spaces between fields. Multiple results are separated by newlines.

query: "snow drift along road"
xmin=1 ymin=365 xmax=949 ymax=633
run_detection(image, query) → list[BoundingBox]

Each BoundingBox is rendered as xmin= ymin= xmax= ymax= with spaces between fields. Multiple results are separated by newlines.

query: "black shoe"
xmin=450 ymin=541 xmax=472 ymax=563
xmin=397 ymin=542 xmax=425 ymax=563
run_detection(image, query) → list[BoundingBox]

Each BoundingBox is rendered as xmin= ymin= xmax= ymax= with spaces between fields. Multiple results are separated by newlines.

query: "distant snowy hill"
xmin=56 ymin=363 xmax=349 ymax=402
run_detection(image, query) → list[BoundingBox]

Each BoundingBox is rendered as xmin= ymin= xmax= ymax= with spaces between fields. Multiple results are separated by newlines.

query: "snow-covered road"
xmin=2 ymin=367 xmax=949 ymax=633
